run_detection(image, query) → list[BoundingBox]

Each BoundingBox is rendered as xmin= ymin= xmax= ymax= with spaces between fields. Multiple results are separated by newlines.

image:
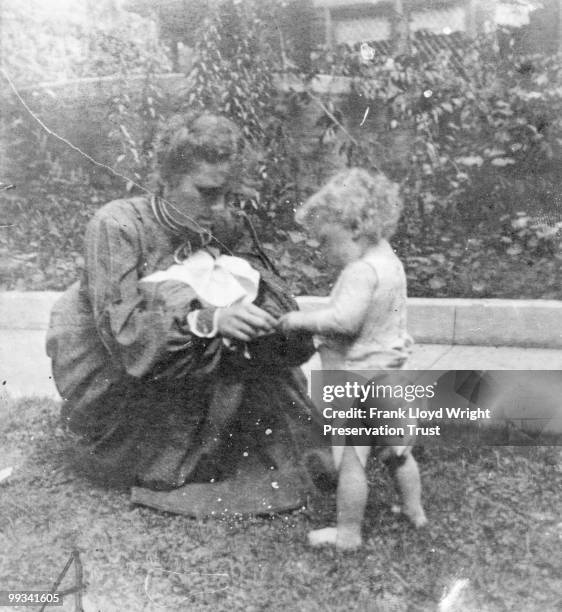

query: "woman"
xmin=46 ymin=114 xmax=318 ymax=515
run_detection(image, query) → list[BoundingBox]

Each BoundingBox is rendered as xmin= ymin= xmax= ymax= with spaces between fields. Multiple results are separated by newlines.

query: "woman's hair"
xmin=155 ymin=113 xmax=243 ymax=188
xmin=296 ymin=167 xmax=403 ymax=242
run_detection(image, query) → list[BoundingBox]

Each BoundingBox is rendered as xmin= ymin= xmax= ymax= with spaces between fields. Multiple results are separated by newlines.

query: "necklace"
xmin=151 ymin=195 xmax=196 ymax=235
xmin=151 ymin=196 xmax=213 ymax=262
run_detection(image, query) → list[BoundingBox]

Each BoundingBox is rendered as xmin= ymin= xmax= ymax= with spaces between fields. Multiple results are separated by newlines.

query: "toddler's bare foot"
xmin=335 ymin=525 xmax=362 ymax=551
xmin=308 ymin=526 xmax=363 ymax=550
xmin=408 ymin=510 xmax=428 ymax=528
xmin=393 ymin=504 xmax=427 ymax=528
xmin=308 ymin=527 xmax=338 ymax=547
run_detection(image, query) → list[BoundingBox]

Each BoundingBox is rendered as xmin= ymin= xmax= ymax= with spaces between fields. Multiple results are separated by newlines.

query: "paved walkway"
xmin=2 ymin=328 xmax=562 ymax=400
xmin=3 ymin=329 xmax=562 ymax=437
xmin=1 ymin=329 xmax=56 ymax=399
xmin=1 ymin=293 xmax=562 ymax=439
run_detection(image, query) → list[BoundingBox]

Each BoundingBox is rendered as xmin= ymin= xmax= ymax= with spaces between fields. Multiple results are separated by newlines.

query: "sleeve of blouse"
xmin=285 ymin=261 xmax=377 ymax=337
xmin=84 ymin=208 xmax=215 ymax=379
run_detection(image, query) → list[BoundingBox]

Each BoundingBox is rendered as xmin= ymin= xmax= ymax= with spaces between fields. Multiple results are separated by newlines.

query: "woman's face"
xmin=166 ymin=159 xmax=233 ymax=232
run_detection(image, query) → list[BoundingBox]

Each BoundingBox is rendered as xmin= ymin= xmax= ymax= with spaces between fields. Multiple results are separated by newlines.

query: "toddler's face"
xmin=316 ymin=223 xmax=365 ymax=266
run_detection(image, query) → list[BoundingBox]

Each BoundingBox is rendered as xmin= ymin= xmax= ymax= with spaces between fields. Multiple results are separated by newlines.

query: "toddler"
xmin=280 ymin=168 xmax=427 ymax=550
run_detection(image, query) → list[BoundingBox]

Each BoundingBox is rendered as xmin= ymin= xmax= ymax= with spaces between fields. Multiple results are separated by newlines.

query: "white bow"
xmin=140 ymin=250 xmax=260 ymax=307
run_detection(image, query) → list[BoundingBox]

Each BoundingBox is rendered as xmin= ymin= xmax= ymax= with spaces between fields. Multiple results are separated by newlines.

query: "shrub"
xmin=1 ymin=2 xmax=560 ymax=299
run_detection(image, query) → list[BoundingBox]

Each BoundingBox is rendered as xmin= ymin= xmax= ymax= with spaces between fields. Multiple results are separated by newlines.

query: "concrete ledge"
xmin=1 ymin=292 xmax=561 ymax=347
xmin=4 ymin=73 xmax=354 ymax=103
xmin=452 ymin=299 xmax=562 ymax=348
xmin=2 ymin=292 xmax=562 ymax=437
xmin=407 ymin=298 xmax=456 ymax=345
xmin=297 ymin=296 xmax=562 ymax=349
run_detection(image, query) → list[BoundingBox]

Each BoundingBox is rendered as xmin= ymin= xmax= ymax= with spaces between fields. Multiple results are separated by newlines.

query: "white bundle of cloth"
xmin=140 ymin=249 xmax=260 ymax=308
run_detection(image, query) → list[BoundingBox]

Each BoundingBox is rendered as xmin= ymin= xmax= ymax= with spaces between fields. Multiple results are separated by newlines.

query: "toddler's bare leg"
xmin=307 ymin=442 xmax=342 ymax=547
xmin=331 ymin=443 xmax=345 ymax=470
xmin=392 ymin=450 xmax=427 ymax=527
xmin=336 ymin=444 xmax=370 ymax=550
xmin=308 ymin=444 xmax=370 ymax=550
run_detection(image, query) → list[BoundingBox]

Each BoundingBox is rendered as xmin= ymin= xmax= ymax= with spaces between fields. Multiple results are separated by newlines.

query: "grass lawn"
xmin=1 ymin=396 xmax=561 ymax=612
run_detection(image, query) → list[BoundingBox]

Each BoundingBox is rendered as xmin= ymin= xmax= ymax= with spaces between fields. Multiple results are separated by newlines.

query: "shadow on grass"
xmin=1 ymin=396 xmax=561 ymax=611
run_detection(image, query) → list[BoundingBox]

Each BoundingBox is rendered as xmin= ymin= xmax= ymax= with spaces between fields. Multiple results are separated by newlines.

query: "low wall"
xmin=297 ymin=296 xmax=562 ymax=349
xmin=2 ymin=292 xmax=562 ymax=348
xmin=0 ymin=73 xmax=408 ymax=193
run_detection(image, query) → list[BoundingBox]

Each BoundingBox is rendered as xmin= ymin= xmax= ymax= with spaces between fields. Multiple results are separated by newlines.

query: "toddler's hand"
xmin=277 ymin=312 xmax=298 ymax=334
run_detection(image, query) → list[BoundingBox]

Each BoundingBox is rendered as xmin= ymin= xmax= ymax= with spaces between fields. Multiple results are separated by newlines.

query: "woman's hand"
xmin=216 ymin=301 xmax=278 ymax=342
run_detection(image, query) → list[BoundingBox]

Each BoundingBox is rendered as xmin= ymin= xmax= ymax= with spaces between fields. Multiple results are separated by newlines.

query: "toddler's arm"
xmin=280 ymin=261 xmax=377 ymax=337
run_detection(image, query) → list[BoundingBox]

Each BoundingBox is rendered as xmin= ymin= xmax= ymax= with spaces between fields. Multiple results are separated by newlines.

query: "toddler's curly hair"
xmin=296 ymin=168 xmax=403 ymax=242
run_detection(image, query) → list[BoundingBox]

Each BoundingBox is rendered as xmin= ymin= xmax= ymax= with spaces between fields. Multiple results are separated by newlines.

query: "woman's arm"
xmin=85 ymin=206 xmax=206 ymax=378
xmin=280 ymin=261 xmax=377 ymax=337
xmin=85 ymin=205 xmax=277 ymax=378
